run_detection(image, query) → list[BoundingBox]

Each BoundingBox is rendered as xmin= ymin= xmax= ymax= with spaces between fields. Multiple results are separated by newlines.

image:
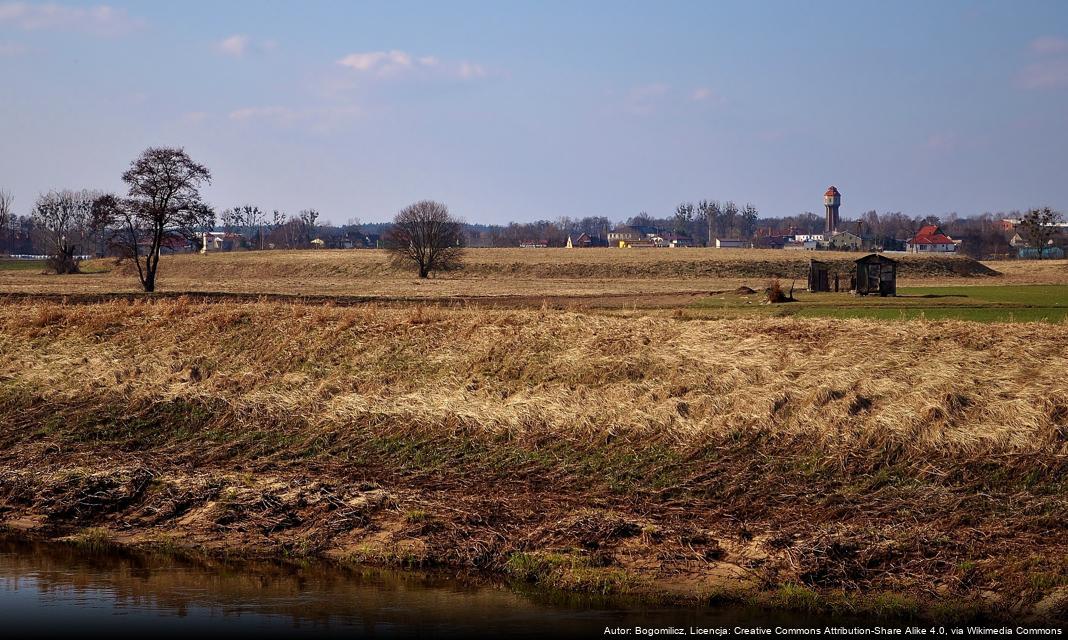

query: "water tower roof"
xmin=825 ymin=186 xmax=840 ymax=197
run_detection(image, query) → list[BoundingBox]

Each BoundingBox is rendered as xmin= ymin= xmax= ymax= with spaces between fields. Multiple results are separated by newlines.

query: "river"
xmin=0 ymin=533 xmax=848 ymax=638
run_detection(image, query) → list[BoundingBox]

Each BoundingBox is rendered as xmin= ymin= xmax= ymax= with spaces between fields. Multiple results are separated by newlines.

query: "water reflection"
xmin=0 ymin=533 xmax=836 ymax=638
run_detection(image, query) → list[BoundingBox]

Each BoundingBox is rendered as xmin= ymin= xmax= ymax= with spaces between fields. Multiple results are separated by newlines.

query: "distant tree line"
xmin=4 ymin=157 xmax=1066 ymax=280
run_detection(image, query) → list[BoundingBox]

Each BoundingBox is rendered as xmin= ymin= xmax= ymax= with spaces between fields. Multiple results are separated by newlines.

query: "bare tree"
xmin=0 ymin=190 xmax=12 ymax=252
xmin=698 ymin=200 xmax=721 ymax=245
xmin=1019 ymin=207 xmax=1063 ymax=259
xmin=741 ymin=203 xmax=759 ymax=239
xmin=241 ymin=205 xmax=266 ymax=249
xmin=32 ymin=190 xmax=96 ymax=273
xmin=385 ymin=200 xmax=464 ymax=278
xmin=91 ymin=147 xmax=213 ymax=292
xmin=673 ymin=202 xmax=694 ymax=235
xmin=267 ymin=209 xmax=291 ymax=249
xmin=220 ymin=207 xmax=241 ymax=237
xmin=298 ymin=209 xmax=320 ymax=246
xmin=722 ymin=201 xmax=739 ymax=238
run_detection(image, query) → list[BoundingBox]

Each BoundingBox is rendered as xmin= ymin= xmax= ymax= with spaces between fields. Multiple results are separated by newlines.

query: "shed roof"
xmin=854 ymin=253 xmax=898 ymax=264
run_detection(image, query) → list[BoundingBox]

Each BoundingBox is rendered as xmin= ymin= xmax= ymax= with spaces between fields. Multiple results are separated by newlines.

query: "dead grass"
xmin=0 ymin=248 xmax=1005 ymax=299
xmin=2 ymin=299 xmax=1062 ymax=454
xmin=0 ymin=299 xmax=1065 ymax=620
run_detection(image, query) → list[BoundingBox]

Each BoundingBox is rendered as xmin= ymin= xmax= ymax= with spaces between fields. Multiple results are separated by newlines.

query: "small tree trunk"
xmin=143 ymin=256 xmax=157 ymax=292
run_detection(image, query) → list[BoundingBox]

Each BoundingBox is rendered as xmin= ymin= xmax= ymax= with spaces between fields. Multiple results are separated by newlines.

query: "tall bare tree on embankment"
xmin=92 ymin=147 xmax=214 ymax=292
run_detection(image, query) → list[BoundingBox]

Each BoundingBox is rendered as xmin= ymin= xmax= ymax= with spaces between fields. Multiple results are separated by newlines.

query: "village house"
xmin=608 ymin=224 xmax=658 ymax=247
xmin=566 ymin=233 xmax=592 ymax=248
xmin=324 ymin=231 xmax=380 ymax=249
xmin=826 ymin=231 xmax=863 ymax=251
xmin=200 ymin=231 xmax=246 ymax=253
xmin=783 ymin=239 xmax=819 ymax=250
xmin=652 ymin=232 xmax=694 ymax=248
xmin=906 ymin=225 xmax=959 ymax=253
xmin=753 ymin=235 xmax=787 ymax=249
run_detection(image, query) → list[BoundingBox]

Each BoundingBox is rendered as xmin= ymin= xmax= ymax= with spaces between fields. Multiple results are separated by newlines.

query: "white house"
xmin=906 ymin=225 xmax=959 ymax=253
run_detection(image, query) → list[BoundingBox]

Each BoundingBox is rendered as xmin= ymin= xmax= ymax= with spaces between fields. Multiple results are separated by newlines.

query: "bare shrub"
xmin=384 ymin=200 xmax=464 ymax=278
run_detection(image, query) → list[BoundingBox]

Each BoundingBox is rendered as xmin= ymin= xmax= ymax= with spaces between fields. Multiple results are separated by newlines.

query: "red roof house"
xmin=906 ymin=225 xmax=959 ymax=253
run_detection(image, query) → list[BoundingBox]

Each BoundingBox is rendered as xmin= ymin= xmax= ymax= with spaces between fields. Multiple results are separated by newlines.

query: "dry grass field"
xmin=0 ymin=248 xmax=1012 ymax=301
xmin=1 ymin=250 xmax=1066 ymax=620
xmin=0 ymin=298 xmax=1066 ymax=620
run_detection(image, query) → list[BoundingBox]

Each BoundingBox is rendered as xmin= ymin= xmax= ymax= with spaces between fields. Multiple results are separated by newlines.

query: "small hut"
xmin=807 ymin=259 xmax=830 ymax=292
xmin=853 ymin=254 xmax=897 ymax=296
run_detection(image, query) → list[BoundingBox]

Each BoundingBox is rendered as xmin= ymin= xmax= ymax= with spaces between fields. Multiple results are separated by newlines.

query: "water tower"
xmin=824 ymin=186 xmax=841 ymax=234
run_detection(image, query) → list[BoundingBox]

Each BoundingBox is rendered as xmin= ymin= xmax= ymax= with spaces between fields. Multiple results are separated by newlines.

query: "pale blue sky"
xmin=1 ymin=0 xmax=1066 ymax=224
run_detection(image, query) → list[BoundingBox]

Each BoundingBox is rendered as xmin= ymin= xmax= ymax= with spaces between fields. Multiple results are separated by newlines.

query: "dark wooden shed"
xmin=854 ymin=254 xmax=897 ymax=296
xmin=807 ymin=259 xmax=830 ymax=292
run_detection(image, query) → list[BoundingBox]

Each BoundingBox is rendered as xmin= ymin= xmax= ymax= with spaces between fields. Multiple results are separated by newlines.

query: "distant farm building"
xmin=715 ymin=238 xmax=750 ymax=249
xmin=853 ymin=254 xmax=897 ymax=296
xmin=906 ymin=225 xmax=959 ymax=253
xmin=200 ymin=231 xmax=245 ymax=253
xmin=654 ymin=232 xmax=694 ymax=248
xmin=566 ymin=233 xmax=593 ymax=248
xmin=608 ymin=225 xmax=659 ymax=248
xmin=827 ymin=231 xmax=863 ymax=251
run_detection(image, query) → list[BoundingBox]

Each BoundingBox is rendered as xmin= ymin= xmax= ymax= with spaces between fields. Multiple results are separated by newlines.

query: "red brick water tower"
xmin=824 ymin=186 xmax=841 ymax=234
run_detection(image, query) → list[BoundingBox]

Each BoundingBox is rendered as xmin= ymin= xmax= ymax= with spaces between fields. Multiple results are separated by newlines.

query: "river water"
xmin=0 ymin=533 xmax=847 ymax=638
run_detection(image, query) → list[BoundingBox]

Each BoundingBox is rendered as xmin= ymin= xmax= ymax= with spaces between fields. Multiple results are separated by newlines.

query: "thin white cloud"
xmin=215 ymin=34 xmax=278 ymax=57
xmin=217 ymin=34 xmax=249 ymax=56
xmin=1031 ymin=35 xmax=1068 ymax=55
xmin=1017 ymin=59 xmax=1068 ymax=89
xmin=336 ymin=50 xmax=488 ymax=80
xmin=1017 ymin=36 xmax=1068 ymax=90
xmin=337 ymin=50 xmax=419 ymax=76
xmin=0 ymin=2 xmax=144 ymax=36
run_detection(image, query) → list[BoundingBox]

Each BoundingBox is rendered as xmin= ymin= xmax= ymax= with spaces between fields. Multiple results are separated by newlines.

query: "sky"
xmin=1 ymin=0 xmax=1067 ymax=225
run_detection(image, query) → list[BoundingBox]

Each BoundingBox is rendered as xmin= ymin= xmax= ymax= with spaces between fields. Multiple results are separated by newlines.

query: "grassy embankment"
xmin=0 ymin=299 xmax=1066 ymax=621
xmin=0 ymin=248 xmax=1003 ymax=300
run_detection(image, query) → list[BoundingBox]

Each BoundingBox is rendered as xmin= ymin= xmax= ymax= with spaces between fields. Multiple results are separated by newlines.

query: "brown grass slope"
xmin=0 ymin=300 xmax=1065 ymax=620
xmin=110 ymin=248 xmax=1000 ymax=281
